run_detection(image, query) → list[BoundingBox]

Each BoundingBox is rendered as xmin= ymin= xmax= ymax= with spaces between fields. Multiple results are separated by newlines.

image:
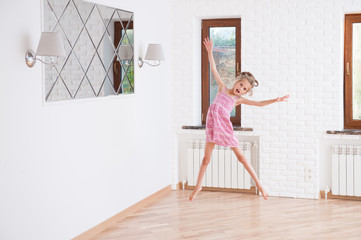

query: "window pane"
xmin=209 ymin=27 xmax=236 ymax=117
xmin=353 ymin=23 xmax=361 ymax=120
xmin=121 ymin=29 xmax=134 ymax=93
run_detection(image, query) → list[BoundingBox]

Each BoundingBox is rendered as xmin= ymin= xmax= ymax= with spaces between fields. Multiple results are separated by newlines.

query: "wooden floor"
xmin=91 ymin=190 xmax=361 ymax=240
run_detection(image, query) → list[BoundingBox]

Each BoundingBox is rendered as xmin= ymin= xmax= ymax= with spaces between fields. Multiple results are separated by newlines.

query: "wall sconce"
xmin=25 ymin=32 xmax=66 ymax=68
xmin=138 ymin=44 xmax=164 ymax=68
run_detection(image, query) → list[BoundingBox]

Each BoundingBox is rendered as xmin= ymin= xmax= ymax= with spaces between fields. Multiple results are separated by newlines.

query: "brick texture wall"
xmin=171 ymin=0 xmax=361 ymax=198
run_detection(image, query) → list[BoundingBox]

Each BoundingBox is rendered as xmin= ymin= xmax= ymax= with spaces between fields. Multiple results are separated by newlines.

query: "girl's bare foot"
xmin=259 ymin=187 xmax=269 ymax=200
xmin=189 ymin=186 xmax=202 ymax=201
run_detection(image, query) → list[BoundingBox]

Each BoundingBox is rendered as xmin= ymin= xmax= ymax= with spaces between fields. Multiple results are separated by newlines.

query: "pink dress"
xmin=206 ymin=88 xmax=239 ymax=147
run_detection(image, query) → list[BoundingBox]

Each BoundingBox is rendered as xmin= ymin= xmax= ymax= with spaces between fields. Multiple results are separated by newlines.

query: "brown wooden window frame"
xmin=113 ymin=21 xmax=134 ymax=94
xmin=201 ymin=18 xmax=242 ymax=126
xmin=344 ymin=14 xmax=361 ymax=129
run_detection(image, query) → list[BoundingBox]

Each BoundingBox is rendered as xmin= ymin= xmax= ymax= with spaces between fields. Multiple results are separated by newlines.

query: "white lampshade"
xmin=36 ymin=32 xmax=66 ymax=57
xmin=144 ymin=44 xmax=164 ymax=61
xmin=118 ymin=45 xmax=133 ymax=61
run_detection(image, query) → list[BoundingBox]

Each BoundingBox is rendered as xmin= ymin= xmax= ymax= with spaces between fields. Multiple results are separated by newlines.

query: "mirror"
xmin=43 ymin=0 xmax=134 ymax=101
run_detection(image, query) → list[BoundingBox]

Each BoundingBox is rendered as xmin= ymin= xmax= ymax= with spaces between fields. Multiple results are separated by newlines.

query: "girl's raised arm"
xmin=203 ymin=37 xmax=225 ymax=91
xmin=235 ymin=95 xmax=290 ymax=107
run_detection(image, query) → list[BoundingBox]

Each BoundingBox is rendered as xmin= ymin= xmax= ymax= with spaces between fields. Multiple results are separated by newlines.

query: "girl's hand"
xmin=203 ymin=37 xmax=213 ymax=53
xmin=276 ymin=94 xmax=290 ymax=102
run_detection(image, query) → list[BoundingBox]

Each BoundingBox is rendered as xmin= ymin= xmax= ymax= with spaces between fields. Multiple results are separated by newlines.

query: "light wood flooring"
xmin=91 ymin=190 xmax=361 ymax=240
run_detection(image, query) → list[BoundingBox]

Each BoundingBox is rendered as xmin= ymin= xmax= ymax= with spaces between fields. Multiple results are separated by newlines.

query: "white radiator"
xmin=331 ymin=145 xmax=361 ymax=196
xmin=187 ymin=140 xmax=252 ymax=190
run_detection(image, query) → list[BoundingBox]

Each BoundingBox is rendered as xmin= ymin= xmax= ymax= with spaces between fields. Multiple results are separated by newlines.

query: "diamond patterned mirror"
xmin=43 ymin=0 xmax=134 ymax=101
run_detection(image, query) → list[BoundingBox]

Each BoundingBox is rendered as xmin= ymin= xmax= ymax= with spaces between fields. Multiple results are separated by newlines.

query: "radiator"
xmin=331 ymin=145 xmax=361 ymax=196
xmin=187 ymin=140 xmax=252 ymax=190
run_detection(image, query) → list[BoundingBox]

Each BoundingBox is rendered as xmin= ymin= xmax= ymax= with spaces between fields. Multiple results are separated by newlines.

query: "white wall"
xmin=171 ymin=0 xmax=361 ymax=199
xmin=0 ymin=0 xmax=172 ymax=239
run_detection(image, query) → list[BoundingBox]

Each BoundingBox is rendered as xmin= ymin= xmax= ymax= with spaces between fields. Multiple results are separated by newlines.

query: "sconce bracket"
xmin=138 ymin=57 xmax=144 ymax=68
xmin=25 ymin=50 xmax=36 ymax=68
xmin=138 ymin=57 xmax=161 ymax=68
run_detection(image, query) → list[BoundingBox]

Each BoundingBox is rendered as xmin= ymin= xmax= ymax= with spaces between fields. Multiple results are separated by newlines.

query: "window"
xmin=113 ymin=21 xmax=134 ymax=94
xmin=201 ymin=19 xmax=241 ymax=125
xmin=344 ymin=14 xmax=361 ymax=129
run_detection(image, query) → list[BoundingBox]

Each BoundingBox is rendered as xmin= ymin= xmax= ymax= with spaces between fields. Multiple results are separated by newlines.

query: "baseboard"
xmin=72 ymin=185 xmax=172 ymax=240
xmin=185 ymin=182 xmax=257 ymax=195
xmin=319 ymin=190 xmax=361 ymax=201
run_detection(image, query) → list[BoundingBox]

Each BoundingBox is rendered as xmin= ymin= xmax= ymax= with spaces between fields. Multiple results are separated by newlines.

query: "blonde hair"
xmin=234 ymin=72 xmax=259 ymax=96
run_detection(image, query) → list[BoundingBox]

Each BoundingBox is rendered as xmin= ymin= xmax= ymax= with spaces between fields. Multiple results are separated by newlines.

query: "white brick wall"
xmin=171 ymin=0 xmax=361 ymax=199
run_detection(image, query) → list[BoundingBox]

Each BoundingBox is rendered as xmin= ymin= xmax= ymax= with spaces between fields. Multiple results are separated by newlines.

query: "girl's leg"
xmin=231 ymin=146 xmax=269 ymax=200
xmin=189 ymin=142 xmax=216 ymax=201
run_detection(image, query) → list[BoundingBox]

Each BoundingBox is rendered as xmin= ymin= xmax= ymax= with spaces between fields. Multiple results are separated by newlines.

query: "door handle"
xmin=114 ymin=62 xmax=118 ymax=74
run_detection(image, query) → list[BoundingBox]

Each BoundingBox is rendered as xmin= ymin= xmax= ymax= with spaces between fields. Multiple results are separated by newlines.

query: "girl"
xmin=189 ymin=37 xmax=289 ymax=201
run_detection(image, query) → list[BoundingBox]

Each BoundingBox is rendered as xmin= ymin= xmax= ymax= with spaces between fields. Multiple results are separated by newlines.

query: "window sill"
xmin=182 ymin=125 xmax=253 ymax=131
xmin=326 ymin=129 xmax=361 ymax=135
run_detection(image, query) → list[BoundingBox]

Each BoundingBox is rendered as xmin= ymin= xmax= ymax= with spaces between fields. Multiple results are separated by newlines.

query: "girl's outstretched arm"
xmin=203 ymin=37 xmax=225 ymax=90
xmin=236 ymin=94 xmax=290 ymax=107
